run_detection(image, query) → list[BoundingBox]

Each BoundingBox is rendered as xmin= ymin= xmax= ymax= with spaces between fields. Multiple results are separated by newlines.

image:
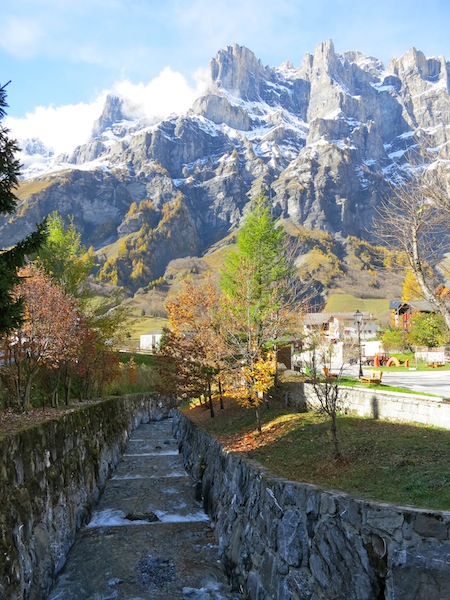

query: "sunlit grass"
xmin=183 ymin=397 xmax=450 ymax=510
xmin=125 ymin=315 xmax=169 ymax=347
xmin=324 ymin=292 xmax=389 ymax=317
xmin=16 ymin=177 xmax=56 ymax=199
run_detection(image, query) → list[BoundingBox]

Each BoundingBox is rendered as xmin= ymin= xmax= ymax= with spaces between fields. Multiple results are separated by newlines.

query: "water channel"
xmin=48 ymin=418 xmax=241 ymax=600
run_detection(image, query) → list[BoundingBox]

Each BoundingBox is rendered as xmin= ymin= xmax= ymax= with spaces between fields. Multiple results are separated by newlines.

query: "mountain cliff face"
xmin=2 ymin=41 xmax=450 ymax=292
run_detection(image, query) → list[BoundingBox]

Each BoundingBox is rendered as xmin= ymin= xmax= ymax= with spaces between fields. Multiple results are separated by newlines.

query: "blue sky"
xmin=2 ymin=0 xmax=450 ymax=153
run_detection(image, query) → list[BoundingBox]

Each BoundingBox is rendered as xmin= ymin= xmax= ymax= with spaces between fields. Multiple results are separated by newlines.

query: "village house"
xmin=303 ymin=311 xmax=377 ymax=342
xmin=390 ymin=300 xmax=435 ymax=330
xmin=291 ymin=311 xmax=379 ymax=371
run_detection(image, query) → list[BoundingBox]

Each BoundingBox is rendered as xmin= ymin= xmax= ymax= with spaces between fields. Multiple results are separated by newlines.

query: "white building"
xmin=139 ymin=330 xmax=163 ymax=352
xmin=292 ymin=312 xmax=380 ymax=371
xmin=304 ymin=312 xmax=377 ymax=342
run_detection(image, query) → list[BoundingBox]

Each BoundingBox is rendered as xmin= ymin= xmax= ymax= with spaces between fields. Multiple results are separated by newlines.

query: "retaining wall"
xmin=0 ymin=393 xmax=175 ymax=600
xmin=286 ymin=382 xmax=450 ymax=429
xmin=173 ymin=411 xmax=450 ymax=600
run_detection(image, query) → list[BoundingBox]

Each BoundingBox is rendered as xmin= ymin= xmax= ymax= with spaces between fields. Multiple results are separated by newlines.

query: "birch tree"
xmin=377 ymin=144 xmax=450 ymax=330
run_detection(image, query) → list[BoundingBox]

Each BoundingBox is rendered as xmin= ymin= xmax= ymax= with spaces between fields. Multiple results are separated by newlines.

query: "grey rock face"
xmin=5 ymin=41 xmax=450 ymax=287
xmin=92 ymin=94 xmax=126 ymax=138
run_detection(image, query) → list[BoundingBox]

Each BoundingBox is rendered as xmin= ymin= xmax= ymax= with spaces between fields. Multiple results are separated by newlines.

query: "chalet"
xmin=304 ymin=312 xmax=377 ymax=342
xmin=390 ymin=300 xmax=435 ymax=330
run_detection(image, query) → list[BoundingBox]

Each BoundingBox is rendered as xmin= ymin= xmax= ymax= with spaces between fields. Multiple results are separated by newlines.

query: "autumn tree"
xmin=156 ymin=196 xmax=302 ymax=430
xmin=71 ymin=291 xmax=129 ymax=399
xmin=158 ymin=277 xmax=222 ymax=416
xmin=1 ymin=264 xmax=81 ymax=411
xmin=157 ymin=328 xmax=212 ymax=407
xmin=380 ymin=327 xmax=409 ymax=353
xmin=0 ymin=83 xmax=46 ymax=334
xmin=401 ymin=268 xmax=424 ymax=302
xmin=32 ymin=211 xmax=127 ymax=401
xmin=73 ymin=322 xmax=120 ymax=400
xmin=409 ymin=312 xmax=449 ymax=348
xmin=377 ymin=142 xmax=450 ymax=331
xmin=219 ymin=194 xmax=301 ymax=431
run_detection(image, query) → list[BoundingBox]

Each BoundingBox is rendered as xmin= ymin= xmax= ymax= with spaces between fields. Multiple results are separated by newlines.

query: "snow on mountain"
xmin=4 ymin=40 xmax=450 ymax=292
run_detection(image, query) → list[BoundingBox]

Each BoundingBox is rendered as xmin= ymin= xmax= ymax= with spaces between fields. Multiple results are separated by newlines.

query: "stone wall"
xmin=173 ymin=411 xmax=450 ymax=600
xmin=288 ymin=382 xmax=450 ymax=429
xmin=0 ymin=393 xmax=175 ymax=600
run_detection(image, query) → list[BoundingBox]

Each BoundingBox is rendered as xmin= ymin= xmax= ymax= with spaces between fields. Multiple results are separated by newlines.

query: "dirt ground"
xmin=0 ymin=400 xmax=103 ymax=436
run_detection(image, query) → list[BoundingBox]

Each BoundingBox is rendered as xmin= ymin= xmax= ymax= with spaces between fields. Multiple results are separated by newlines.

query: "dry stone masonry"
xmin=2 ymin=395 xmax=450 ymax=599
xmin=173 ymin=411 xmax=450 ymax=600
xmin=0 ymin=394 xmax=175 ymax=600
xmin=47 ymin=417 xmax=240 ymax=600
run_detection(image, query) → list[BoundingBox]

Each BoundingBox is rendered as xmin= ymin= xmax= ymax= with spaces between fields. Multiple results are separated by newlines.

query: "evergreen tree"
xmin=0 ymin=83 xmax=46 ymax=334
xmin=35 ymin=211 xmax=94 ymax=297
xmin=219 ymin=194 xmax=300 ymax=431
xmin=221 ymin=194 xmax=292 ymax=335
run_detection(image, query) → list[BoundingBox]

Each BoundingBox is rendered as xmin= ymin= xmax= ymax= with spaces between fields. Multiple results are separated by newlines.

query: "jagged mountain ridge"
xmin=2 ymin=40 xmax=450 ymax=292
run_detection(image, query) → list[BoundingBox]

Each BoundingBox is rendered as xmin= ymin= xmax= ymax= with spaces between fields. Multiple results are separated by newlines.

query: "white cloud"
xmin=5 ymin=67 xmax=208 ymax=155
xmin=6 ymin=97 xmax=106 ymax=155
xmin=0 ymin=16 xmax=43 ymax=57
xmin=113 ymin=66 xmax=208 ymax=119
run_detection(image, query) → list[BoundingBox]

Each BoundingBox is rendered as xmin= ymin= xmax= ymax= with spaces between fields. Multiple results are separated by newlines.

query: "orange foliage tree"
xmin=157 ymin=195 xmax=303 ymax=432
xmin=158 ymin=277 xmax=223 ymax=417
xmin=1 ymin=264 xmax=81 ymax=411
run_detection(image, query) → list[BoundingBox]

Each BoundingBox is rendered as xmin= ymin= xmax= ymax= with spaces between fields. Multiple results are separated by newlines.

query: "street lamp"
xmin=354 ymin=310 xmax=363 ymax=378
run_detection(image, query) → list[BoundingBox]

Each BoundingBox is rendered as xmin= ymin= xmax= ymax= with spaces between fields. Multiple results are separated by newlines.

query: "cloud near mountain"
xmin=6 ymin=67 xmax=208 ymax=155
xmin=2 ymin=40 xmax=450 ymax=300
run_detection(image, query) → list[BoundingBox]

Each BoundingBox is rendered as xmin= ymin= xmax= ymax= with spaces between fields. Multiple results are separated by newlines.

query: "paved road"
xmin=375 ymin=369 xmax=450 ymax=399
xmin=48 ymin=418 xmax=240 ymax=600
xmin=342 ymin=364 xmax=450 ymax=399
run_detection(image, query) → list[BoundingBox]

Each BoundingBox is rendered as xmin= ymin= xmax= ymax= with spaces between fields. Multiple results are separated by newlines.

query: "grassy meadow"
xmin=183 ymin=393 xmax=450 ymax=511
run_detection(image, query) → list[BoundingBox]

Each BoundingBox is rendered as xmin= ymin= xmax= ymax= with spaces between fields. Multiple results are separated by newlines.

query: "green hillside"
xmin=325 ymin=293 xmax=391 ymax=320
xmin=115 ymin=227 xmax=401 ymax=349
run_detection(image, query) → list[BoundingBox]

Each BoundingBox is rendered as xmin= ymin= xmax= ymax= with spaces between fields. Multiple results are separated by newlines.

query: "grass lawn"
xmin=182 ymin=396 xmax=450 ymax=511
xmin=324 ymin=293 xmax=390 ymax=317
xmin=282 ymin=372 xmax=441 ymax=396
xmin=335 ymin=376 xmax=440 ymax=396
xmin=378 ymin=364 xmax=450 ymax=372
xmin=116 ymin=351 xmax=156 ymax=367
xmin=126 ymin=315 xmax=169 ymax=347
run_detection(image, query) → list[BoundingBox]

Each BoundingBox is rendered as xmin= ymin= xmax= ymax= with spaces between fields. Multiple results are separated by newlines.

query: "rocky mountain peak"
xmin=20 ymin=137 xmax=54 ymax=157
xmin=385 ymin=47 xmax=450 ymax=134
xmin=388 ymin=47 xmax=447 ymax=82
xmin=313 ymin=39 xmax=338 ymax=66
xmin=207 ymin=44 xmax=268 ymax=101
xmin=5 ymin=41 xmax=450 ymax=295
xmin=92 ymin=94 xmax=126 ymax=138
